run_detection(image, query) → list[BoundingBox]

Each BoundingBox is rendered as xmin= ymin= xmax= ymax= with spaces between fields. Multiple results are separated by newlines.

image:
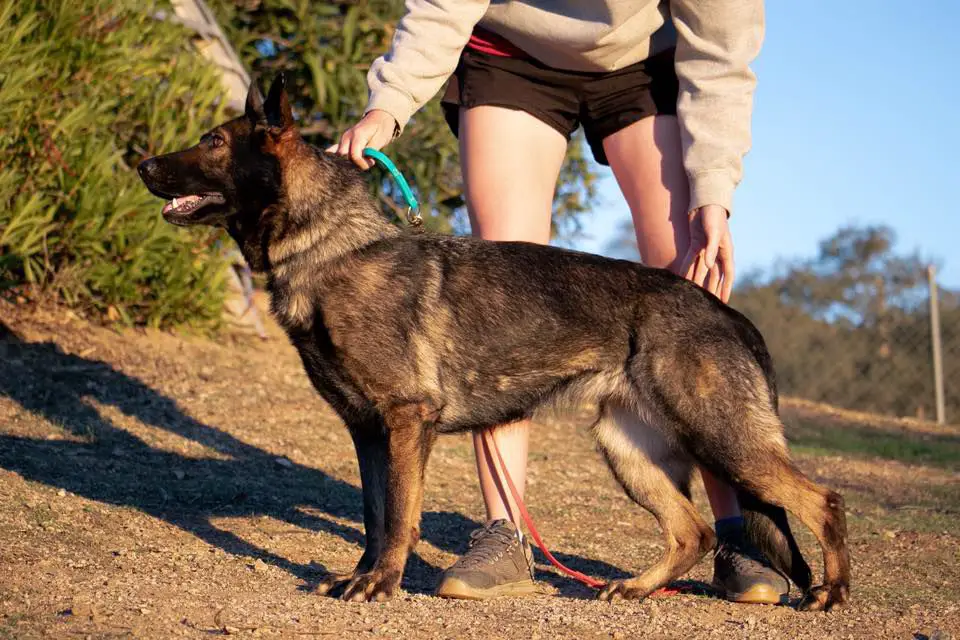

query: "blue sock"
xmin=714 ymin=516 xmax=745 ymax=543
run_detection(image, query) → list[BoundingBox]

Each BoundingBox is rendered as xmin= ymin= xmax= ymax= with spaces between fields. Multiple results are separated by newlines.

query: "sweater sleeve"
xmin=365 ymin=0 xmax=491 ymax=133
xmin=670 ymin=0 xmax=764 ymax=215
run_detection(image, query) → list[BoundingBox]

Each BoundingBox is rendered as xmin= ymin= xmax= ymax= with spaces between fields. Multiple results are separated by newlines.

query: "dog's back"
xmin=304 ymin=233 xmax=740 ymax=424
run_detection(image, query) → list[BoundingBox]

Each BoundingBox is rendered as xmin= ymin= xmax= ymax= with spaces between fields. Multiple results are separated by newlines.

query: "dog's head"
xmin=136 ymin=74 xmax=296 ymax=228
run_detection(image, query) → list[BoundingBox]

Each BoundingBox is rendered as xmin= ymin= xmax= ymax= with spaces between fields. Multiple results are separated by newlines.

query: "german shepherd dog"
xmin=137 ymin=74 xmax=850 ymax=610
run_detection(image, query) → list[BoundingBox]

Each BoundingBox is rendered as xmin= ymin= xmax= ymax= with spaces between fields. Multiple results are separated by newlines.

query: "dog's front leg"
xmin=341 ymin=402 xmax=436 ymax=602
xmin=316 ymin=424 xmax=387 ymax=597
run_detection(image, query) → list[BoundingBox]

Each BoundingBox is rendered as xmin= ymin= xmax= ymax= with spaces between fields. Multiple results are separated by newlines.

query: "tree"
xmin=732 ymin=225 xmax=955 ymax=420
xmin=207 ymin=0 xmax=598 ymax=236
xmin=776 ymin=225 xmax=929 ymax=326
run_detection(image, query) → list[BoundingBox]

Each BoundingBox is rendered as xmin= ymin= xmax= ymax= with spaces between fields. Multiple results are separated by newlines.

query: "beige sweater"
xmin=366 ymin=0 xmax=764 ymax=215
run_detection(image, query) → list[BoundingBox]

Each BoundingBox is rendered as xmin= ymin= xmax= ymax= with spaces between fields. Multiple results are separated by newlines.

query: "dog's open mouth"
xmin=161 ymin=193 xmax=226 ymax=217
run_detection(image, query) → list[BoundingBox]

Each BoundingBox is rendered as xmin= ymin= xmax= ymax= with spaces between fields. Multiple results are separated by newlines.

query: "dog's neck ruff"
xmin=256 ymin=140 xmax=399 ymax=328
xmin=263 ymin=139 xmax=395 ymax=268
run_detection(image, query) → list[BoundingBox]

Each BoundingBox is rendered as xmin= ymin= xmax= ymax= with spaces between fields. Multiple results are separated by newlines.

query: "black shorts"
xmin=441 ymin=47 xmax=679 ymax=166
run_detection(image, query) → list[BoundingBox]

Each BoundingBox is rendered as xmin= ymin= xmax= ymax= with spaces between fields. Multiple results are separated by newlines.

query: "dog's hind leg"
xmin=645 ymin=340 xmax=848 ymax=610
xmin=592 ymin=404 xmax=716 ymax=602
xmin=341 ymin=402 xmax=437 ymax=602
xmin=739 ymin=492 xmax=813 ymax=593
xmin=715 ymin=441 xmax=850 ymax=611
xmin=682 ymin=395 xmax=849 ymax=610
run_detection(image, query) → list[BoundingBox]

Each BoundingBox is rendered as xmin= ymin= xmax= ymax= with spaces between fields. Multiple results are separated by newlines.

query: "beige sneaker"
xmin=712 ymin=531 xmax=790 ymax=605
xmin=435 ymin=519 xmax=538 ymax=600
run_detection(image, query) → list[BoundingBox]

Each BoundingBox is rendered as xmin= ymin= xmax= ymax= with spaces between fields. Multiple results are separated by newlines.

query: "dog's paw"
xmin=315 ymin=572 xmax=354 ymax=597
xmin=340 ymin=568 xmax=402 ymax=603
xmin=317 ymin=553 xmax=379 ymax=598
xmin=797 ymin=583 xmax=849 ymax=612
xmin=597 ymin=579 xmax=650 ymax=602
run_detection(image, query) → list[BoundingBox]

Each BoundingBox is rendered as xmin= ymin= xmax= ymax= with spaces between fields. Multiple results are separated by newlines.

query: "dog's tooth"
xmin=172 ymin=198 xmax=179 ymax=208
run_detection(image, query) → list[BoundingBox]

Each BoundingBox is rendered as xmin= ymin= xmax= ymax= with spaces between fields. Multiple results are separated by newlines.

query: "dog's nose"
xmin=137 ymin=158 xmax=157 ymax=180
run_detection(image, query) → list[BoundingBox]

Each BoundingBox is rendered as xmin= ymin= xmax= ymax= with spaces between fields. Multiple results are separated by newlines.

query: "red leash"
xmin=482 ymin=430 xmax=679 ymax=597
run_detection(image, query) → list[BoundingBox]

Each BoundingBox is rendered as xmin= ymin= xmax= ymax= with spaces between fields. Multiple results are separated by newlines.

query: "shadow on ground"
xmin=0 ymin=321 xmax=670 ymax=599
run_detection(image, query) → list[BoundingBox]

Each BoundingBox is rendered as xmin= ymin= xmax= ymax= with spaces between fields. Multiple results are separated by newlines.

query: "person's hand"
xmin=327 ymin=109 xmax=398 ymax=170
xmin=678 ymin=204 xmax=735 ymax=303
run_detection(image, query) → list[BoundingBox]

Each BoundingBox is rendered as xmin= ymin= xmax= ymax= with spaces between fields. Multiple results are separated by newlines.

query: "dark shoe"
xmin=435 ymin=519 xmax=538 ymax=600
xmin=712 ymin=533 xmax=790 ymax=604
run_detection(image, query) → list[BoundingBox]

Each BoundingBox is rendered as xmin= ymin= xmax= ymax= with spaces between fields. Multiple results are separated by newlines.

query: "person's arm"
xmin=670 ymin=0 xmax=764 ymax=216
xmin=670 ymin=0 xmax=764 ymax=302
xmin=367 ymin=0 xmax=490 ymax=132
xmin=333 ymin=0 xmax=490 ymax=167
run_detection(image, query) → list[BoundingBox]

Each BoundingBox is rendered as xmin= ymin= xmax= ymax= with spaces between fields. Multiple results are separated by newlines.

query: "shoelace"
xmin=456 ymin=523 xmax=519 ymax=569
xmin=715 ymin=541 xmax=773 ymax=576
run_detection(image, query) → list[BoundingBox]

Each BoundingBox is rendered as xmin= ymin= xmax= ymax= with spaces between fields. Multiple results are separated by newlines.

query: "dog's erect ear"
xmin=245 ymin=78 xmax=267 ymax=123
xmin=264 ymin=72 xmax=294 ymax=130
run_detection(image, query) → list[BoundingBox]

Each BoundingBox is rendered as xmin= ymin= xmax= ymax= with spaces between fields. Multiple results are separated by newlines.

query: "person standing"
xmin=333 ymin=0 xmax=785 ymax=605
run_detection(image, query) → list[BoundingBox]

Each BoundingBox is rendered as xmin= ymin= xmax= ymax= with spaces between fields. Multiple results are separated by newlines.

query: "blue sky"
xmin=573 ymin=3 xmax=960 ymax=288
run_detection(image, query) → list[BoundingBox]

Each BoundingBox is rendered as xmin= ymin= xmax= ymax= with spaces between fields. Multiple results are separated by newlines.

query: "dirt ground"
xmin=1 ymin=298 xmax=957 ymax=639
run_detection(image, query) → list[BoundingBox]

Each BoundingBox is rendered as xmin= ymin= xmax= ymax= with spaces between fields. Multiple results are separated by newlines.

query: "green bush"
xmin=0 ymin=0 xmax=233 ymax=329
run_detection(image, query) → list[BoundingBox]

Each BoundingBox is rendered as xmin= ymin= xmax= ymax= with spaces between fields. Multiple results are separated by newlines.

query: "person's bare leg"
xmin=459 ymin=106 xmax=566 ymax=526
xmin=603 ymin=115 xmax=787 ymax=604
xmin=434 ymin=106 xmax=566 ymax=600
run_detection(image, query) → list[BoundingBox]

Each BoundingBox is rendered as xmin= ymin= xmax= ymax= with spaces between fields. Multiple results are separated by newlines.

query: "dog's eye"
xmin=201 ymin=133 xmax=225 ymax=148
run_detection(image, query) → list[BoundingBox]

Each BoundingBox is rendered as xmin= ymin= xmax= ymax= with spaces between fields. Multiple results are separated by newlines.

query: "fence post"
xmin=928 ymin=265 xmax=946 ymax=424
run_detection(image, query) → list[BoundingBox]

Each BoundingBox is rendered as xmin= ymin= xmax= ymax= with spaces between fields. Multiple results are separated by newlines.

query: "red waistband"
xmin=466 ymin=27 xmax=527 ymax=58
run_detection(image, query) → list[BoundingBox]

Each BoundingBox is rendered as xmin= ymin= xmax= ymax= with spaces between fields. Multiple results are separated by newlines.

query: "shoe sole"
xmin=717 ymin=582 xmax=788 ymax=605
xmin=435 ymin=577 xmax=539 ymax=600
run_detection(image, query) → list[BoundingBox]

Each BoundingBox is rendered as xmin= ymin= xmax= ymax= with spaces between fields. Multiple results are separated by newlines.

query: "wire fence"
xmin=739 ymin=266 xmax=957 ymax=424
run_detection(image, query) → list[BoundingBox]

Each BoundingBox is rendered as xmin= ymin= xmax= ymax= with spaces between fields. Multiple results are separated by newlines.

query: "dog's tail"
xmin=739 ymin=490 xmax=813 ymax=592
